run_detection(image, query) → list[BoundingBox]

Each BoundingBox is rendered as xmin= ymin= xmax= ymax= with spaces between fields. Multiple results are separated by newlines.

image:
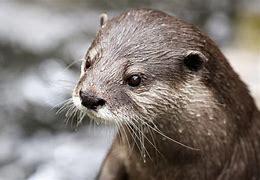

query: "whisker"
xmin=76 ymin=111 xmax=86 ymax=127
xmin=118 ymin=120 xmax=131 ymax=152
xmin=123 ymin=120 xmax=136 ymax=154
xmin=145 ymin=120 xmax=199 ymax=151
xmin=63 ymin=59 xmax=82 ymax=72
xmin=130 ymin=119 xmax=155 ymax=161
xmin=52 ymin=98 xmax=73 ymax=112
xmin=125 ymin=120 xmax=145 ymax=159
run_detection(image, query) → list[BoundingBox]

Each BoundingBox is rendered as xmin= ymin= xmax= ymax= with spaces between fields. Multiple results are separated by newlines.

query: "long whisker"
xmin=58 ymin=101 xmax=73 ymax=112
xmin=63 ymin=59 xmax=82 ymax=72
xmin=125 ymin=120 xmax=146 ymax=159
xmin=76 ymin=111 xmax=87 ymax=127
xmin=52 ymin=98 xmax=73 ymax=112
xmin=145 ymin=120 xmax=199 ymax=151
xmin=123 ymin=120 xmax=137 ymax=154
xmin=118 ymin=120 xmax=131 ymax=151
xmin=130 ymin=119 xmax=161 ymax=160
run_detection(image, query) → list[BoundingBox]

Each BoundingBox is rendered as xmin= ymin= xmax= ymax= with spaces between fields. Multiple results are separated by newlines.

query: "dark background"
xmin=0 ymin=0 xmax=259 ymax=179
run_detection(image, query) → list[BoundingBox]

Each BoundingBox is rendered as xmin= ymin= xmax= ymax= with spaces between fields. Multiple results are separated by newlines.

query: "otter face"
xmin=72 ymin=10 xmax=210 ymax=127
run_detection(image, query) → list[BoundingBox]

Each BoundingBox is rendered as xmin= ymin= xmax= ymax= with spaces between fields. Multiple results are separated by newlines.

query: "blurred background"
xmin=0 ymin=0 xmax=259 ymax=179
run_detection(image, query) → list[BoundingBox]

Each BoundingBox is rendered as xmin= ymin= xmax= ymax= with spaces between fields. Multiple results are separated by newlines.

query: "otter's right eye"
xmin=126 ymin=75 xmax=142 ymax=87
xmin=84 ymin=60 xmax=91 ymax=71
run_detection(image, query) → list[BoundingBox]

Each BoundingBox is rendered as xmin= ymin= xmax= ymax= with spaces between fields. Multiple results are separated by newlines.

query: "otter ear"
xmin=183 ymin=50 xmax=208 ymax=71
xmin=100 ymin=13 xmax=108 ymax=28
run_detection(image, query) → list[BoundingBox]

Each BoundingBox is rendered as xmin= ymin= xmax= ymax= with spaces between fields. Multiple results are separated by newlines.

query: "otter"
xmin=72 ymin=9 xmax=260 ymax=180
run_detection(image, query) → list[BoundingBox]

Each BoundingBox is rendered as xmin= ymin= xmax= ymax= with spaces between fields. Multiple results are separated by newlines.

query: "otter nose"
xmin=79 ymin=90 xmax=106 ymax=110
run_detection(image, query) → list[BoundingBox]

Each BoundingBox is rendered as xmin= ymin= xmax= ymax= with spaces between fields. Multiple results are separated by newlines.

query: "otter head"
xmin=72 ymin=9 xmax=254 ymax=154
xmin=73 ymin=10 xmax=208 ymax=119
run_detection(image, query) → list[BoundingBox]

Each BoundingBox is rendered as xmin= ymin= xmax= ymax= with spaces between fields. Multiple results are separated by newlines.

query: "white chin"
xmin=91 ymin=106 xmax=117 ymax=122
xmin=72 ymin=95 xmax=117 ymax=123
xmin=72 ymin=95 xmax=83 ymax=110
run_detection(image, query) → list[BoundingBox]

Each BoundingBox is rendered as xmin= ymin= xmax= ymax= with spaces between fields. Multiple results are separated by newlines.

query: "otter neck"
xmin=117 ymin=110 xmax=260 ymax=179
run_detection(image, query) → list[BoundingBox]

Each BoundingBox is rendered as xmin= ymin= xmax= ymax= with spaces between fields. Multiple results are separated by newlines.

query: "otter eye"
xmin=84 ymin=60 xmax=91 ymax=71
xmin=126 ymin=75 xmax=141 ymax=87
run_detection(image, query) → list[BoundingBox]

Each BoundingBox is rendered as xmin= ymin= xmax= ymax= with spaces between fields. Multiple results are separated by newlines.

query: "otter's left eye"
xmin=84 ymin=60 xmax=91 ymax=71
xmin=126 ymin=75 xmax=141 ymax=87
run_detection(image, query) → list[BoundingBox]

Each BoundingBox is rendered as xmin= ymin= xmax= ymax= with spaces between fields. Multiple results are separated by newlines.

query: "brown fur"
xmin=72 ymin=9 xmax=260 ymax=180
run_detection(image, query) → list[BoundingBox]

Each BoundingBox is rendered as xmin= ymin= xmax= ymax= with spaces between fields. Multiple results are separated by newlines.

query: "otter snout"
xmin=79 ymin=90 xmax=106 ymax=110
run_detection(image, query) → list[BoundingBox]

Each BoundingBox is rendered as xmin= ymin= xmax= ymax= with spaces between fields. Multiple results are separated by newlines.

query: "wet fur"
xmin=72 ymin=9 xmax=260 ymax=180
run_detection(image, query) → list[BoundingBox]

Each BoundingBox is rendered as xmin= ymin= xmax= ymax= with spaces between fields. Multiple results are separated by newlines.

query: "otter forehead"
xmin=97 ymin=10 xmax=204 ymax=56
xmin=84 ymin=9 xmax=208 ymax=81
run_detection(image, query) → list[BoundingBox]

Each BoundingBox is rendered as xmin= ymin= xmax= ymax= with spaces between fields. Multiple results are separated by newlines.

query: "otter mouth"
xmin=72 ymin=95 xmax=117 ymax=123
xmin=88 ymin=106 xmax=119 ymax=124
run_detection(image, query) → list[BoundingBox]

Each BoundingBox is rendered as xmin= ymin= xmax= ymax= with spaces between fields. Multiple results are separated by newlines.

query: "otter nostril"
xmin=79 ymin=90 xmax=106 ymax=110
xmin=97 ymin=98 xmax=106 ymax=106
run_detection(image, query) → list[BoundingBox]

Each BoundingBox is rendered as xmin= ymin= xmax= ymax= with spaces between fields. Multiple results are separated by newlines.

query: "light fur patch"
xmin=179 ymin=77 xmax=213 ymax=104
xmin=129 ymin=82 xmax=173 ymax=106
xmin=94 ymin=106 xmax=117 ymax=122
xmin=88 ymin=47 xmax=99 ymax=60
xmin=72 ymin=95 xmax=84 ymax=110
